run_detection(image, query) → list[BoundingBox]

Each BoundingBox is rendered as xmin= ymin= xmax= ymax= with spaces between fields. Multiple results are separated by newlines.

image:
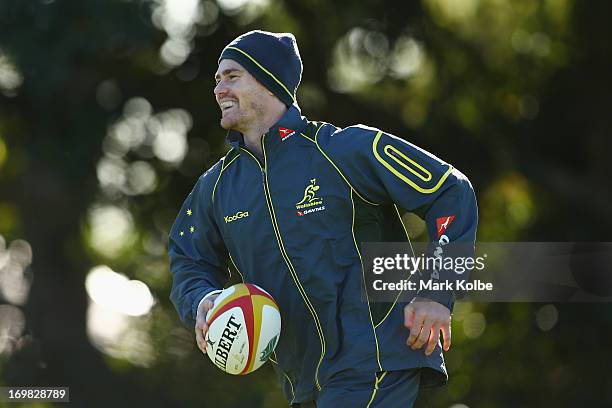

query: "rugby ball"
xmin=205 ymin=283 xmax=281 ymax=375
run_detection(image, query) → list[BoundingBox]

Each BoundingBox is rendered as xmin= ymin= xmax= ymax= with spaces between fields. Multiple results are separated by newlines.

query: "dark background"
xmin=1 ymin=0 xmax=611 ymax=406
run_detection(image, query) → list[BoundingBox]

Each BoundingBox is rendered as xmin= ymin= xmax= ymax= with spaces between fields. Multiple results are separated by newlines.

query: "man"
xmin=169 ymin=30 xmax=478 ymax=407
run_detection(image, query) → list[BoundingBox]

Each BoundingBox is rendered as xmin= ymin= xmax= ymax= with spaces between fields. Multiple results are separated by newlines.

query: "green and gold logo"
xmin=224 ymin=211 xmax=249 ymax=223
xmin=295 ymin=179 xmax=323 ymax=209
xmin=259 ymin=335 xmax=278 ymax=362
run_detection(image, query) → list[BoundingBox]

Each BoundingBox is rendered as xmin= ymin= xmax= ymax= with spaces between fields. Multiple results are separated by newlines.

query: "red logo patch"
xmin=279 ymin=127 xmax=295 ymax=140
xmin=436 ymin=216 xmax=455 ymax=238
xmin=296 ymin=210 xmax=304 ymax=217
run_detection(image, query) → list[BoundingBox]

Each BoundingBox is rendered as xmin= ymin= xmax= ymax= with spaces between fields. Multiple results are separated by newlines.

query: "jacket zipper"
xmin=229 ymin=249 xmax=295 ymax=399
xmin=239 ymin=136 xmax=326 ymax=391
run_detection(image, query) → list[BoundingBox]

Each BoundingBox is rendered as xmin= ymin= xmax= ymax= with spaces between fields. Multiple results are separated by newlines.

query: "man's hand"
xmin=404 ymin=297 xmax=451 ymax=356
xmin=195 ymin=294 xmax=219 ymax=355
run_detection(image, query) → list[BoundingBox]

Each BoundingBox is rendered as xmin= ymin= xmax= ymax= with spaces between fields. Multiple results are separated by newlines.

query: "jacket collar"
xmin=226 ymin=104 xmax=308 ymax=150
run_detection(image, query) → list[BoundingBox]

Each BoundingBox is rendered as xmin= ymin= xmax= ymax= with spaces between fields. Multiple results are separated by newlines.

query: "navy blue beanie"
xmin=219 ymin=30 xmax=302 ymax=107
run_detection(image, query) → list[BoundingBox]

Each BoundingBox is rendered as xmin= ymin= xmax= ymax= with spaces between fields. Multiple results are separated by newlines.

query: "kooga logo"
xmin=224 ymin=211 xmax=249 ymax=223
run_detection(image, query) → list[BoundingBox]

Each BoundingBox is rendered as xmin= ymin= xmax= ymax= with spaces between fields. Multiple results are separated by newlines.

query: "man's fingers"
xmin=195 ymin=299 xmax=214 ymax=354
xmin=412 ymin=320 xmax=433 ymax=350
xmin=425 ymin=324 xmax=441 ymax=356
xmin=441 ymin=322 xmax=452 ymax=351
xmin=404 ymin=304 xmax=415 ymax=329
xmin=195 ymin=327 xmax=204 ymax=353
xmin=195 ymin=318 xmax=209 ymax=354
xmin=199 ymin=299 xmax=213 ymax=315
xmin=407 ymin=312 xmax=425 ymax=347
xmin=405 ymin=300 xmax=452 ymax=353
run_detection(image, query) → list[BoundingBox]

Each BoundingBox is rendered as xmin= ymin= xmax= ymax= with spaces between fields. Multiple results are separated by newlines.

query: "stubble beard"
xmin=219 ymin=106 xmax=243 ymax=131
xmin=219 ymin=114 xmax=234 ymax=130
xmin=219 ymin=99 xmax=266 ymax=134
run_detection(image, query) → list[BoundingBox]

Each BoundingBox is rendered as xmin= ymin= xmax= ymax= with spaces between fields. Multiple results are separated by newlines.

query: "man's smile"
xmin=220 ymin=100 xmax=237 ymax=112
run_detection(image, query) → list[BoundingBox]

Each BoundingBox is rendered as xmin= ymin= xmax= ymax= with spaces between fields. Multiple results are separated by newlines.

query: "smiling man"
xmin=168 ymin=30 xmax=478 ymax=407
xmin=214 ymin=57 xmax=286 ymax=157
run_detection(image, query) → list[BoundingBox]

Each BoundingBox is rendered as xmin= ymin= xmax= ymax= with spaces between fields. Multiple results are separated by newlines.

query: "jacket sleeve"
xmin=168 ymin=162 xmax=229 ymax=328
xmin=319 ymin=124 xmax=478 ymax=311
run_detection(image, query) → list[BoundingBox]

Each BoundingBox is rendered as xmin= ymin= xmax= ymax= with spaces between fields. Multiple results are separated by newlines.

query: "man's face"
xmin=214 ymin=59 xmax=269 ymax=132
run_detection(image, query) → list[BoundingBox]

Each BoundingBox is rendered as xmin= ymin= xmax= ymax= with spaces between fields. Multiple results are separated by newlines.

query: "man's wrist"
xmin=192 ymin=289 xmax=223 ymax=321
xmin=197 ymin=289 xmax=223 ymax=311
xmin=415 ymin=290 xmax=454 ymax=312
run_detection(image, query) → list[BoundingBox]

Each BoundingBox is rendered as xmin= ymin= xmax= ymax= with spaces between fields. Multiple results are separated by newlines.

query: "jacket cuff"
xmin=417 ymin=289 xmax=455 ymax=312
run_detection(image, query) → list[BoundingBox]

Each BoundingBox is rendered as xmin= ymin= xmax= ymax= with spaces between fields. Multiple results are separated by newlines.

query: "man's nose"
xmin=214 ymin=81 xmax=228 ymax=97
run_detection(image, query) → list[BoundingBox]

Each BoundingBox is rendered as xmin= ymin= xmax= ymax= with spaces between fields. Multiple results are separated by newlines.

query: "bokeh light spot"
xmin=0 ymin=50 xmax=23 ymax=97
xmin=87 ymin=205 xmax=136 ymax=258
xmin=536 ymin=304 xmax=559 ymax=331
xmin=463 ymin=312 xmax=486 ymax=338
xmin=0 ymin=304 xmax=26 ymax=356
xmin=85 ymin=265 xmax=155 ymax=317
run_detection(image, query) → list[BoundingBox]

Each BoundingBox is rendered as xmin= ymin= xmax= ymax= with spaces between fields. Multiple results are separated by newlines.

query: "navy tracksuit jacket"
xmin=168 ymin=105 xmax=478 ymax=404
